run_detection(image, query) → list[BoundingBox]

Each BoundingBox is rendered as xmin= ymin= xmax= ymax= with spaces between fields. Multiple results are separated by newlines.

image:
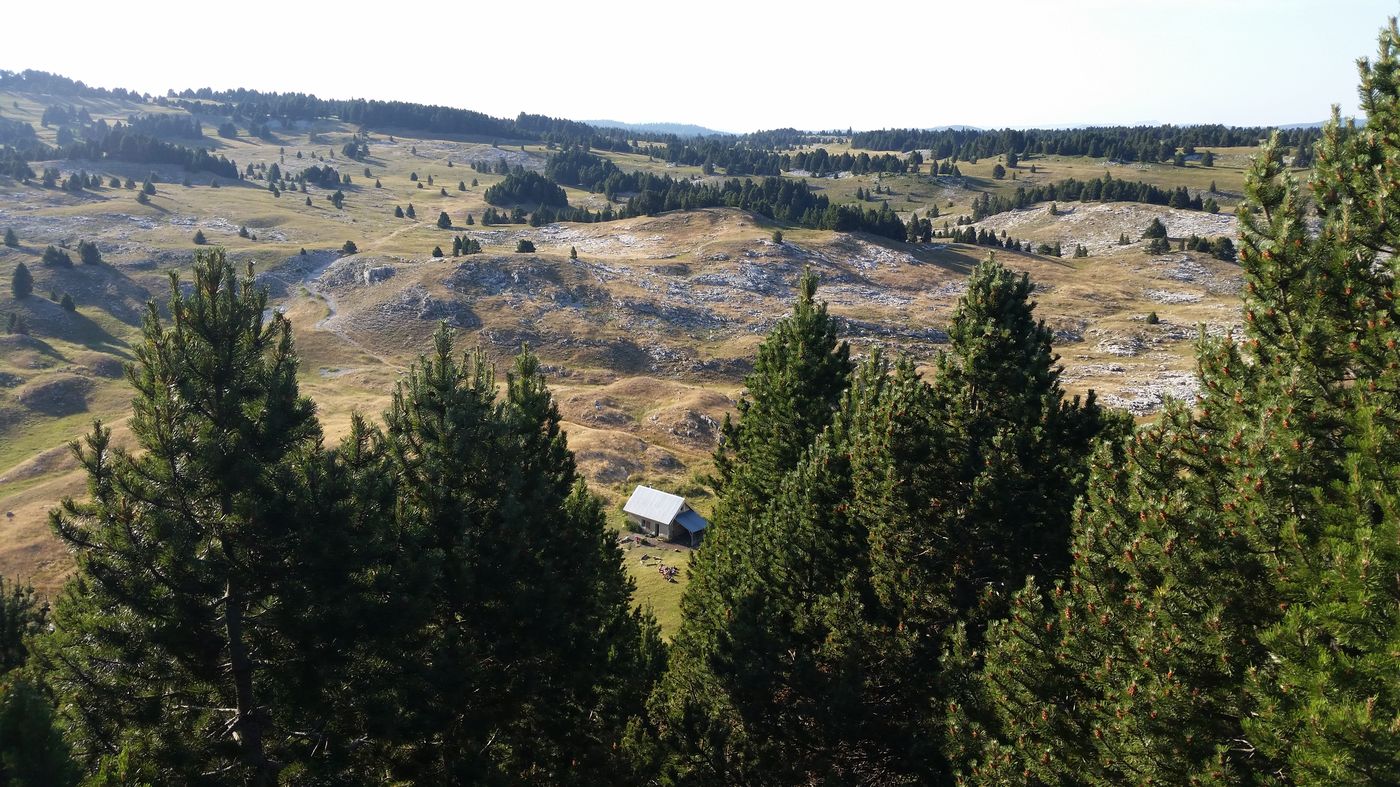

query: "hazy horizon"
xmin=1 ymin=0 xmax=1392 ymax=132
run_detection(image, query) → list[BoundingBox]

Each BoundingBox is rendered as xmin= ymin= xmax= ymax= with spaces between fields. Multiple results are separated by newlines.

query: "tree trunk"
xmin=225 ymin=579 xmax=273 ymax=785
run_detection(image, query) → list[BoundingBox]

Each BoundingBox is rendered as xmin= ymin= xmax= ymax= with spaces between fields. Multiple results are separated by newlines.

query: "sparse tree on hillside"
xmin=431 ymin=245 xmax=443 ymax=258
xmin=515 ymin=239 xmax=535 ymax=253
xmin=77 ymin=239 xmax=102 ymax=265
xmin=992 ymin=163 xmax=1006 ymax=179
xmin=341 ymin=240 xmax=358 ymax=255
xmin=60 ymin=293 xmax=75 ymax=311
xmin=406 ymin=204 xmax=416 ymax=219
xmin=3 ymin=228 xmax=16 ymax=247
xmin=42 ymin=245 xmax=73 ymax=267
xmin=437 ymin=211 xmax=452 ymax=229
xmin=394 ymin=206 xmax=405 ymax=218
xmin=194 ymin=230 xmax=207 ymax=245
xmin=569 ymin=245 xmax=577 ymax=259
xmin=10 ymin=260 xmax=33 ymax=296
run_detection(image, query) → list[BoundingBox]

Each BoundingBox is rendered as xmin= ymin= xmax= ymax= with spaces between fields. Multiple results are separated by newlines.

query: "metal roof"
xmin=675 ymin=509 xmax=709 ymax=533
xmin=624 ymin=485 xmax=686 ymax=524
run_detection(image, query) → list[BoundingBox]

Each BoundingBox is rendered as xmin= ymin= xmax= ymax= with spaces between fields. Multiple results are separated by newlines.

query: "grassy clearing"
xmin=621 ymin=539 xmax=691 ymax=638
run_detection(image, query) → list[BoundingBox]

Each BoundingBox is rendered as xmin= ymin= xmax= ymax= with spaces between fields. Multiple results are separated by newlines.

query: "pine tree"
xmin=0 ymin=567 xmax=71 ymax=785
xmin=924 ymin=256 xmax=1119 ymax=614
xmin=42 ymin=245 xmax=72 ymax=267
xmin=653 ymin=269 xmax=855 ymax=782
xmin=368 ymin=327 xmax=661 ymax=783
xmin=958 ymin=20 xmax=1400 ymax=783
xmin=437 ymin=211 xmax=452 ymax=229
xmin=77 ymin=240 xmax=101 ymax=265
xmin=2 ymin=228 xmax=16 ymax=247
xmin=60 ymin=293 xmax=75 ymax=311
xmin=193 ymin=230 xmax=207 ymax=245
xmin=10 ymin=262 xmax=32 ymax=299
xmin=41 ymin=250 xmax=381 ymax=783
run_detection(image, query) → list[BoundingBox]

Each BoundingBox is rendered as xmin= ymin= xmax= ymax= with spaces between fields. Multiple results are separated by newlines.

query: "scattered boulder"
xmin=363 ymin=266 xmax=395 ymax=285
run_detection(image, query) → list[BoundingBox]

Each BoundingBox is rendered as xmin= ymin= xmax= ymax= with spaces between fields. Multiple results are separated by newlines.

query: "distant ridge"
xmin=585 ymin=119 xmax=729 ymax=137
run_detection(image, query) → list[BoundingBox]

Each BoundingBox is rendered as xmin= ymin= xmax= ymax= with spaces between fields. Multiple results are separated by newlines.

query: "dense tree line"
xmin=299 ymin=163 xmax=342 ymax=189
xmin=53 ymin=126 xmax=238 ymax=178
xmin=0 ymin=116 xmax=39 ymax=147
xmin=123 ymin=113 xmax=203 ymax=138
xmin=539 ymin=148 xmax=909 ymax=239
xmin=484 ymin=170 xmax=569 ymax=207
xmin=969 ymin=173 xmax=1207 ymax=220
xmin=158 ymin=88 xmax=656 ymax=149
xmin=39 ymin=105 xmax=93 ymax=129
xmin=0 ymin=149 xmax=34 ymax=180
xmin=785 ymin=148 xmax=912 ymax=174
xmin=851 ymin=122 xmax=1323 ymax=163
xmin=0 ymin=69 xmax=144 ymax=101
xmin=2 ymin=119 xmax=237 ymax=178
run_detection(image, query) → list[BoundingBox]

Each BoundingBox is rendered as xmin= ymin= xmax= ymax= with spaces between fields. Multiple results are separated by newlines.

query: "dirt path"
xmin=275 ymin=251 xmax=400 ymax=371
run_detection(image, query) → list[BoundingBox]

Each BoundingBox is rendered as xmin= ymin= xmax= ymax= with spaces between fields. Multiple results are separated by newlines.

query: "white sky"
xmin=2 ymin=0 xmax=1394 ymax=132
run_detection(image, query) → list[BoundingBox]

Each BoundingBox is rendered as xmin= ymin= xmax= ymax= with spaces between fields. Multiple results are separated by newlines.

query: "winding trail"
xmin=272 ymin=251 xmax=400 ymax=371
